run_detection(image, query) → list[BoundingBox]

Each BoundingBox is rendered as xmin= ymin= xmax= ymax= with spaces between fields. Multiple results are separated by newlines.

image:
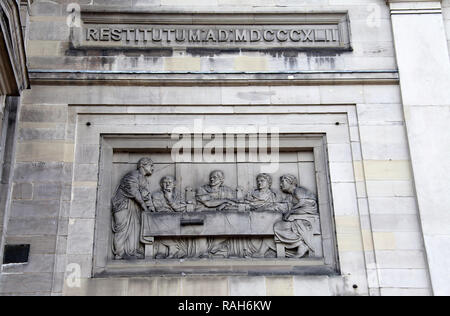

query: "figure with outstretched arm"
xmin=111 ymin=158 xmax=155 ymax=260
xmin=196 ymin=170 xmax=237 ymax=211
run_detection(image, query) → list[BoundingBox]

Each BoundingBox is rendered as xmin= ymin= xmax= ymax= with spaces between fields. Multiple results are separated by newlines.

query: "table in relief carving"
xmin=141 ymin=211 xmax=321 ymax=259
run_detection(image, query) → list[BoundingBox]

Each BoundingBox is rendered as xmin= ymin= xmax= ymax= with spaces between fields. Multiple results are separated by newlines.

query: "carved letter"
xmin=235 ymin=29 xmax=248 ymax=42
xmin=163 ymin=29 xmax=175 ymax=42
xmin=276 ymin=30 xmax=288 ymax=42
xmin=175 ymin=29 xmax=186 ymax=42
xmin=250 ymin=30 xmax=262 ymax=42
xmin=86 ymin=28 xmax=98 ymax=41
xmin=111 ymin=29 xmax=122 ymax=41
xmin=290 ymin=30 xmax=301 ymax=42
xmin=100 ymin=28 xmax=110 ymax=41
xmin=135 ymin=29 xmax=141 ymax=42
xmin=152 ymin=29 xmax=162 ymax=42
xmin=125 ymin=29 xmax=134 ymax=42
xmin=314 ymin=30 xmax=327 ymax=42
xmin=263 ymin=30 xmax=275 ymax=42
xmin=218 ymin=29 xmax=229 ymax=42
xmin=205 ymin=29 xmax=217 ymax=42
xmin=302 ymin=29 xmax=314 ymax=42
xmin=143 ymin=29 xmax=152 ymax=42
xmin=189 ymin=30 xmax=201 ymax=42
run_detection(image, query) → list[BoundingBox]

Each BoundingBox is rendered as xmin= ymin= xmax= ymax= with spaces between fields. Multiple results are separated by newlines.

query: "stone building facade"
xmin=0 ymin=0 xmax=449 ymax=296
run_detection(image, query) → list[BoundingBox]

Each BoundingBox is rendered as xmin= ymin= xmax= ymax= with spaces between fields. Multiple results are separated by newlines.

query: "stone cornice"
xmin=386 ymin=0 xmax=442 ymax=14
xmin=28 ymin=70 xmax=400 ymax=87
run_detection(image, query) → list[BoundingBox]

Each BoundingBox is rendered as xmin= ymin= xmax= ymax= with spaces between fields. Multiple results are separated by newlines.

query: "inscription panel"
xmin=74 ymin=12 xmax=351 ymax=50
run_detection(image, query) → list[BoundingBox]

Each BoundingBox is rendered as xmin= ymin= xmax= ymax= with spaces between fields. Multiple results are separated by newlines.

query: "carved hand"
xmin=164 ymin=191 xmax=173 ymax=201
xmin=217 ymin=202 xmax=232 ymax=211
xmin=283 ymin=210 xmax=293 ymax=221
xmin=140 ymin=203 xmax=150 ymax=213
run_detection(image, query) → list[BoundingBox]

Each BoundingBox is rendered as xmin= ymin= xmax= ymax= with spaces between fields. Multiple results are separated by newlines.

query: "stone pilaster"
xmin=387 ymin=0 xmax=450 ymax=296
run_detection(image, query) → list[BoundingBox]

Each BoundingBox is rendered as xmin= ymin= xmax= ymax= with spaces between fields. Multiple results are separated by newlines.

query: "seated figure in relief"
xmin=195 ymin=170 xmax=237 ymax=211
xmin=152 ymin=176 xmax=186 ymax=213
xmin=193 ymin=170 xmax=240 ymax=258
xmin=273 ymin=174 xmax=319 ymax=258
xmin=234 ymin=173 xmax=281 ymax=258
xmin=207 ymin=173 xmax=283 ymax=259
xmin=245 ymin=173 xmax=282 ymax=211
xmin=152 ymin=176 xmax=190 ymax=259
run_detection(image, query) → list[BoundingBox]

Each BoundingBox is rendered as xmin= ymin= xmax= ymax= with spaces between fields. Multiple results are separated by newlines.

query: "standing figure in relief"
xmin=274 ymin=174 xmax=318 ymax=258
xmin=111 ymin=157 xmax=155 ymax=260
xmin=152 ymin=176 xmax=190 ymax=259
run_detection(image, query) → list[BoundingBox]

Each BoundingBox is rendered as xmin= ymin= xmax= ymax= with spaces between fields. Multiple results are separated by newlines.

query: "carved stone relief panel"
xmin=94 ymin=135 xmax=338 ymax=275
xmin=110 ymin=151 xmax=322 ymax=261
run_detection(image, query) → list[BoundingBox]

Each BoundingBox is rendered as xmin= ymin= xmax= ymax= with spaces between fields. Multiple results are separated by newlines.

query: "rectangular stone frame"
xmin=93 ymin=133 xmax=339 ymax=277
xmin=74 ymin=11 xmax=352 ymax=51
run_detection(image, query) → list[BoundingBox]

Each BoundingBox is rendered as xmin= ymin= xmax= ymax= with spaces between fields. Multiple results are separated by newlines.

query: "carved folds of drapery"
xmin=112 ymin=159 xmax=322 ymax=260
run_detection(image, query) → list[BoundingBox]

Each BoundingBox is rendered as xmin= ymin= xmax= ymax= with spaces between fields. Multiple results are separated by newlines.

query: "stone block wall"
xmin=0 ymin=82 xmax=431 ymax=296
xmin=0 ymin=0 xmax=437 ymax=296
xmin=0 ymin=101 xmax=72 ymax=295
xmin=25 ymin=0 xmax=396 ymax=74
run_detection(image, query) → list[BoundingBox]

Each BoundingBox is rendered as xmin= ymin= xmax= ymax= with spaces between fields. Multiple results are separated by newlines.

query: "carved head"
xmin=160 ymin=176 xmax=176 ymax=193
xmin=280 ymin=174 xmax=298 ymax=193
xmin=137 ymin=157 xmax=154 ymax=176
xmin=209 ymin=170 xmax=225 ymax=187
xmin=256 ymin=173 xmax=273 ymax=190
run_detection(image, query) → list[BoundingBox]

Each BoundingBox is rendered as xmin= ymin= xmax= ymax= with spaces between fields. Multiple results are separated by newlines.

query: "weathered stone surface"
xmin=0 ymin=273 xmax=53 ymax=294
xmin=10 ymin=200 xmax=60 ymax=218
xmin=2 ymin=254 xmax=55 ymax=273
xmin=181 ymin=277 xmax=228 ymax=296
xmin=7 ymin=218 xmax=58 ymax=236
xmin=1 ymin=0 xmax=446 ymax=297
xmin=229 ymin=276 xmax=266 ymax=296
xmin=13 ymin=162 xmax=64 ymax=182
xmin=33 ymin=183 xmax=62 ymax=200
xmin=265 ymin=277 xmax=294 ymax=296
xmin=293 ymin=276 xmax=331 ymax=296
xmin=127 ymin=278 xmax=158 ymax=296
xmin=12 ymin=183 xmax=33 ymax=200
xmin=84 ymin=278 xmax=129 ymax=296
